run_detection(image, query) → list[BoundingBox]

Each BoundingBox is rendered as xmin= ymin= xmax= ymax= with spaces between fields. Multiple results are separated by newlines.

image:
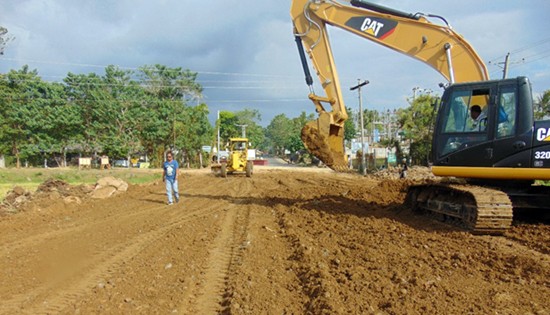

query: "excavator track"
xmin=406 ymin=184 xmax=513 ymax=235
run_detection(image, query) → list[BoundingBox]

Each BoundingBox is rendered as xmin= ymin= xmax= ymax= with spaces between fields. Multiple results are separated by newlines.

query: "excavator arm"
xmin=291 ymin=0 xmax=489 ymax=171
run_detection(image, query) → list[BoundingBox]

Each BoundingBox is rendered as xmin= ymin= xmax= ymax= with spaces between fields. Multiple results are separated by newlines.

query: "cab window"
xmin=442 ymin=88 xmax=490 ymax=133
xmin=438 ymin=88 xmax=489 ymax=156
xmin=496 ymin=86 xmax=516 ymax=138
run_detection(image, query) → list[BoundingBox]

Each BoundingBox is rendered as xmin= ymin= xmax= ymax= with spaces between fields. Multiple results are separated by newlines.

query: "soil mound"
xmin=90 ymin=176 xmax=129 ymax=199
xmin=1 ymin=176 xmax=128 ymax=215
xmin=1 ymin=186 xmax=32 ymax=212
xmin=372 ymin=165 xmax=438 ymax=181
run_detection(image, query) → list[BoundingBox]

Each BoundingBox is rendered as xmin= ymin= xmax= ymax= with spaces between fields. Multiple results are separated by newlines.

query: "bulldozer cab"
xmin=229 ymin=138 xmax=248 ymax=153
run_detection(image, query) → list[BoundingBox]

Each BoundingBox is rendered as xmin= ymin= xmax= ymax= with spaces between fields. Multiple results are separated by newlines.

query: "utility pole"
xmin=235 ymin=124 xmax=248 ymax=138
xmin=217 ymin=110 xmax=220 ymax=163
xmin=350 ymin=79 xmax=369 ymax=175
xmin=502 ymin=52 xmax=510 ymax=79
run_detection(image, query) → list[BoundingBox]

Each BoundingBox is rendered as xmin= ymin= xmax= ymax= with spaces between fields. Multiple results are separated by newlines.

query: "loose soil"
xmin=0 ymin=167 xmax=548 ymax=314
xmin=301 ymin=123 xmax=348 ymax=171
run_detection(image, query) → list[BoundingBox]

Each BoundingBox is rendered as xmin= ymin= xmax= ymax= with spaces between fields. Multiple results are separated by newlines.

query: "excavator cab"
xmin=412 ymin=77 xmax=550 ymax=233
xmin=431 ymin=77 xmax=544 ymax=177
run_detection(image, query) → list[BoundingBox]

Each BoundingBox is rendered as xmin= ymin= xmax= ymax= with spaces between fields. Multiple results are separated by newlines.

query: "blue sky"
xmin=1 ymin=0 xmax=550 ymax=126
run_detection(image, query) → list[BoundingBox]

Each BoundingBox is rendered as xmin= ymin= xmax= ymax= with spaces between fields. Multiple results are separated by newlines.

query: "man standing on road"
xmin=163 ymin=151 xmax=180 ymax=205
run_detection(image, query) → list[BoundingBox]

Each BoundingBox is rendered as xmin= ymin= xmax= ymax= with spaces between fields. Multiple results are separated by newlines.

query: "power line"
xmin=0 ymin=95 xmax=308 ymax=104
xmin=0 ymin=56 xmax=298 ymax=79
xmin=487 ymin=36 xmax=550 ymax=64
xmin=1 ymin=78 xmax=305 ymax=91
xmin=516 ymin=50 xmax=550 ymax=64
xmin=510 ymin=37 xmax=550 ymax=55
xmin=488 ymin=46 xmax=550 ymax=78
xmin=0 ymin=57 xmax=308 ymax=91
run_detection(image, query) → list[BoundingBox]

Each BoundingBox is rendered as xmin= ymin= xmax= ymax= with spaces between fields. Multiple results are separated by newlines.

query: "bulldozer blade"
xmin=301 ymin=121 xmax=349 ymax=172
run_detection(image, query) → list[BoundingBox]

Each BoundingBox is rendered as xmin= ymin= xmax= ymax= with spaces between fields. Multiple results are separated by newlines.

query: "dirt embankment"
xmin=0 ymin=168 xmax=548 ymax=314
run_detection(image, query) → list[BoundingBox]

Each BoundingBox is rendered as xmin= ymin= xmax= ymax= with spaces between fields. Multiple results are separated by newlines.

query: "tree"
xmin=535 ymin=89 xmax=550 ymax=120
xmin=218 ymin=108 xmax=265 ymax=150
xmin=397 ymin=94 xmax=438 ymax=165
xmin=137 ymin=64 xmax=203 ymax=165
xmin=234 ymin=108 xmax=264 ymax=149
xmin=288 ymin=112 xmax=313 ymax=153
xmin=31 ymin=81 xmax=78 ymax=167
xmin=265 ymin=114 xmax=291 ymax=155
xmin=176 ymin=103 xmax=213 ymax=167
xmin=139 ymin=64 xmax=202 ymax=103
xmin=0 ymin=26 xmax=14 ymax=55
xmin=343 ymin=107 xmax=357 ymax=142
xmin=99 ymin=65 xmax=143 ymax=160
xmin=64 ymin=72 xmax=108 ymax=154
xmin=0 ymin=66 xmax=45 ymax=168
xmin=219 ymin=111 xmax=239 ymax=144
xmin=1 ymin=67 xmax=83 ymax=167
xmin=0 ymin=63 xmax=213 ymax=168
xmin=0 ymin=73 xmax=10 ymax=160
xmin=264 ymin=111 xmax=314 ymax=157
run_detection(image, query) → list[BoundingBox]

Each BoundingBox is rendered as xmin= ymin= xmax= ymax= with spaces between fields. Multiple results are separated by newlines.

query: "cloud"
xmin=1 ymin=0 xmax=550 ymax=126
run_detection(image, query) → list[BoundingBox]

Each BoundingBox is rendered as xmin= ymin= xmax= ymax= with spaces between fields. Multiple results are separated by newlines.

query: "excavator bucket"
xmin=301 ymin=113 xmax=348 ymax=172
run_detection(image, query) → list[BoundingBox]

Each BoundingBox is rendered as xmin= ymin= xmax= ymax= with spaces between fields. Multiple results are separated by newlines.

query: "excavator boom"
xmin=291 ymin=0 xmax=489 ymax=170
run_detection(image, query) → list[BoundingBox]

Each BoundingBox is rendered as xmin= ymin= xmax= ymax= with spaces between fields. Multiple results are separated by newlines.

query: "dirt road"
xmin=0 ymin=168 xmax=549 ymax=314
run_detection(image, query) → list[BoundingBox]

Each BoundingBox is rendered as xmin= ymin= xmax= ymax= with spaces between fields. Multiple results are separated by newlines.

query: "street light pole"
xmin=217 ymin=110 xmax=220 ymax=163
xmin=235 ymin=124 xmax=248 ymax=138
xmin=350 ymin=79 xmax=369 ymax=175
xmin=502 ymin=52 xmax=510 ymax=79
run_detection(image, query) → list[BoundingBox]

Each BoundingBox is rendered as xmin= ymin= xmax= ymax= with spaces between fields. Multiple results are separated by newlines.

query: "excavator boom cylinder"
xmin=295 ymin=36 xmax=314 ymax=87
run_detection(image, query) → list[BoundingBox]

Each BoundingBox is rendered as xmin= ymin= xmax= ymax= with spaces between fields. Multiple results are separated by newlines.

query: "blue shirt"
xmin=163 ymin=160 xmax=179 ymax=181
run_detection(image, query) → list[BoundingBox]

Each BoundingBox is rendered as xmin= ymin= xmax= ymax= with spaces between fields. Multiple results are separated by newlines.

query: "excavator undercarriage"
xmin=405 ymin=184 xmax=513 ymax=234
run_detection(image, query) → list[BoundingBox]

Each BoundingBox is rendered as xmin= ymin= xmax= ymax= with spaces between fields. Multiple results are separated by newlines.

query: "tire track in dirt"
xmin=274 ymin=207 xmax=346 ymax=314
xmin=0 ymin=202 xmax=167 ymax=257
xmin=0 ymin=199 xmax=221 ymax=314
xmin=0 ymin=175 xmax=205 ymax=251
xmin=492 ymin=235 xmax=550 ymax=264
xmin=0 ymin=188 xmax=175 ymax=300
xmin=179 ymin=176 xmax=253 ymax=314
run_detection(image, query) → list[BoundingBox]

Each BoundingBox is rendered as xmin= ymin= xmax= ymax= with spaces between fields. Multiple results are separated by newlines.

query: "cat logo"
xmin=360 ymin=18 xmax=384 ymax=37
xmin=536 ymin=127 xmax=550 ymax=141
xmin=345 ymin=16 xmax=398 ymax=40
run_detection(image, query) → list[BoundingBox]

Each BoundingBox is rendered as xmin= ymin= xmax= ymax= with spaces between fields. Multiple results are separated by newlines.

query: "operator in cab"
xmin=469 ymin=105 xmax=487 ymax=131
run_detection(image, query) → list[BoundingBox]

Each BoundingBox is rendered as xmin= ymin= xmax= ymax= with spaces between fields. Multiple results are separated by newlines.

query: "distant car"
xmin=112 ymin=159 xmax=129 ymax=168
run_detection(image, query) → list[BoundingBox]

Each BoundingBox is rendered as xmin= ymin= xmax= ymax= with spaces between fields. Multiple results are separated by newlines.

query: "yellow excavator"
xmin=291 ymin=0 xmax=550 ymax=234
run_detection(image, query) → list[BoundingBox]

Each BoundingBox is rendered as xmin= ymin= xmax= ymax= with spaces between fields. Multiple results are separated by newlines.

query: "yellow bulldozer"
xmin=212 ymin=138 xmax=253 ymax=178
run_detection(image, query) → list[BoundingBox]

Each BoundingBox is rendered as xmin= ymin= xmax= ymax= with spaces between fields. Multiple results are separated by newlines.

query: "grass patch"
xmin=0 ymin=167 xmax=161 ymax=201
